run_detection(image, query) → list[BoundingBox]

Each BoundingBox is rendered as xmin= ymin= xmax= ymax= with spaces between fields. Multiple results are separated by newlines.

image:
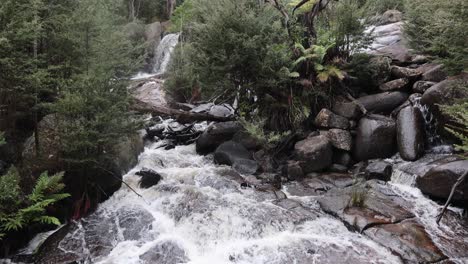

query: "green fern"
xmin=0 ymin=169 xmax=69 ymax=240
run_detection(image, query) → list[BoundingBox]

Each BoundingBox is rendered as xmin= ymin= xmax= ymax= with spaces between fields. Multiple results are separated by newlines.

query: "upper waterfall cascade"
xmin=152 ymin=33 xmax=180 ymax=75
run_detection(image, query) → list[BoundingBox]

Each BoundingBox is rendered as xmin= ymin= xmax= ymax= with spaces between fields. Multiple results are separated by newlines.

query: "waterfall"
xmin=413 ymin=96 xmax=453 ymax=154
xmin=152 ymin=33 xmax=180 ymax=75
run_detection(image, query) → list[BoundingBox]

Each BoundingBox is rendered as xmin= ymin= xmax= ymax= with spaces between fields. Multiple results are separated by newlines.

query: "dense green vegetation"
xmin=0 ymin=168 xmax=69 ymax=239
xmin=405 ymin=0 xmax=467 ymax=74
xmin=166 ymin=0 xmax=371 ymax=130
xmin=441 ymin=84 xmax=468 ymax=153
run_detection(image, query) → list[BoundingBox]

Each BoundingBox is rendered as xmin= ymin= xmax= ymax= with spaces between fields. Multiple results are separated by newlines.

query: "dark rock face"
xmin=332 ymin=101 xmax=363 ymax=120
xmin=333 ymin=150 xmax=354 ymax=167
xmin=314 ymin=109 xmax=349 ymax=129
xmin=325 ymin=129 xmax=352 ymax=151
xmin=139 ymin=241 xmax=188 ymax=264
xmin=396 ymin=106 xmax=426 ymax=161
xmin=358 ymin=92 xmax=409 ymax=113
xmin=413 ymin=81 xmax=436 ymax=93
xmin=390 ymin=65 xmax=421 ymax=79
xmin=364 ymin=220 xmax=446 ymax=263
xmin=196 ymin=121 xmax=242 ymax=155
xmin=379 ymin=78 xmax=409 ymax=91
xmin=136 ymin=168 xmax=162 ymax=188
xmin=294 ymin=135 xmax=333 ymax=173
xmin=364 ymin=161 xmax=393 ymax=181
xmin=416 ymin=160 xmax=468 ymax=202
xmin=214 ymin=141 xmax=258 ymax=175
xmin=421 ymin=73 xmax=468 ymax=107
xmin=353 ymin=115 xmax=397 ymax=161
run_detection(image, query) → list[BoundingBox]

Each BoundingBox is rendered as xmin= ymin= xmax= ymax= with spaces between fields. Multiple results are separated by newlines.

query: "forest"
xmin=0 ymin=0 xmax=467 ymax=263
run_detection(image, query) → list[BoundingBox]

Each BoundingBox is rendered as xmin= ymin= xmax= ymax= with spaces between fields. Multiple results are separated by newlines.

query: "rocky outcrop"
xmin=396 ymin=106 xmax=425 ymax=161
xmin=364 ymin=220 xmax=446 ymax=263
xmin=294 ymin=135 xmax=333 ymax=173
xmin=314 ymin=109 xmax=349 ymax=129
xmin=416 ymin=159 xmax=468 ymax=202
xmin=358 ymin=92 xmax=408 ymax=113
xmin=353 ymin=115 xmax=396 ymax=161
xmin=214 ymin=141 xmax=258 ymax=175
xmin=196 ymin=121 xmax=242 ymax=154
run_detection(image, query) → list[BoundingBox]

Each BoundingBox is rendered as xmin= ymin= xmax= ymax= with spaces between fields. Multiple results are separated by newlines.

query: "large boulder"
xmin=332 ymin=100 xmax=363 ymax=120
xmin=196 ymin=121 xmax=242 ymax=155
xmin=416 ymin=160 xmax=468 ymax=202
xmin=396 ymin=106 xmax=426 ymax=161
xmin=413 ymin=81 xmax=436 ymax=93
xmin=214 ymin=141 xmax=258 ymax=175
xmin=136 ymin=168 xmax=162 ymax=189
xmin=358 ymin=92 xmax=409 ymax=113
xmin=294 ymin=135 xmax=333 ymax=173
xmin=325 ymin=129 xmax=352 ymax=151
xmin=364 ymin=160 xmax=393 ymax=181
xmin=421 ymin=73 xmax=468 ymax=107
xmin=376 ymin=10 xmax=403 ymax=25
xmin=353 ymin=115 xmax=397 ymax=161
xmin=420 ymin=64 xmax=447 ymax=82
xmin=390 ymin=65 xmax=421 ymax=79
xmin=314 ymin=109 xmax=349 ymax=129
xmin=379 ymin=78 xmax=409 ymax=91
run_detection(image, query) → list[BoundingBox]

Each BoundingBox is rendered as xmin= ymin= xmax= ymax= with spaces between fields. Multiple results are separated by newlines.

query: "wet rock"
xmin=196 ymin=121 xmax=242 ymax=155
xmin=358 ymin=92 xmax=409 ymax=113
xmin=314 ymin=109 xmax=349 ymax=129
xmin=413 ymin=81 xmax=436 ymax=93
xmin=332 ymin=101 xmax=363 ymax=120
xmin=416 ymin=160 xmax=468 ymax=202
xmin=421 ymin=73 xmax=468 ymax=107
xmin=379 ymin=78 xmax=409 ymax=91
xmin=391 ymin=65 xmax=421 ymax=80
xmin=421 ymin=64 xmax=447 ymax=82
xmin=318 ymin=181 xmax=414 ymax=232
xmin=364 ymin=161 xmax=393 ymax=181
xmin=353 ymin=115 xmax=397 ymax=161
xmin=140 ymin=241 xmax=188 ymax=264
xmin=396 ymin=106 xmax=425 ymax=161
xmin=214 ymin=141 xmax=258 ymax=175
xmin=145 ymin=125 xmax=164 ymax=139
xmin=286 ymin=160 xmax=304 ymax=180
xmin=136 ymin=168 xmax=162 ymax=188
xmin=254 ymin=149 xmax=275 ymax=173
xmin=293 ymin=135 xmax=333 ymax=173
xmin=232 ymin=131 xmax=262 ymax=151
xmin=364 ymin=220 xmax=446 ymax=263
xmin=325 ymin=129 xmax=352 ymax=151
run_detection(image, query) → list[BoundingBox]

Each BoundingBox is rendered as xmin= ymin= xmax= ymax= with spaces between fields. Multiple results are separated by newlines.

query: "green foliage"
xmin=0 ymin=168 xmax=69 ymax=239
xmin=239 ymin=118 xmax=290 ymax=148
xmin=404 ymin=0 xmax=467 ymax=74
xmin=347 ymin=53 xmax=391 ymax=92
xmin=440 ymin=83 xmax=468 ymax=153
xmin=349 ymin=179 xmax=367 ymax=208
xmin=363 ymin=0 xmax=404 ymax=14
xmin=165 ymin=0 xmax=293 ymax=113
xmin=169 ymin=0 xmax=195 ymax=32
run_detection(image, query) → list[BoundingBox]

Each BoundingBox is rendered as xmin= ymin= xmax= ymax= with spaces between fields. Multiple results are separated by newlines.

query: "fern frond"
xmin=34 ymin=216 xmax=61 ymax=226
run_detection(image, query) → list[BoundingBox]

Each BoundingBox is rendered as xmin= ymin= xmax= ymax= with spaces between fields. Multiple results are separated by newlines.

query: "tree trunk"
xmin=166 ymin=0 xmax=177 ymax=18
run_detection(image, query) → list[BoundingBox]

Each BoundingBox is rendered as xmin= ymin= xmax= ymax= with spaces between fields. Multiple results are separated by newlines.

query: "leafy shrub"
xmin=0 ymin=168 xmax=69 ymax=239
xmin=239 ymin=117 xmax=291 ymax=148
xmin=347 ymin=53 xmax=391 ymax=92
xmin=404 ymin=0 xmax=467 ymax=74
xmin=363 ymin=0 xmax=405 ymax=15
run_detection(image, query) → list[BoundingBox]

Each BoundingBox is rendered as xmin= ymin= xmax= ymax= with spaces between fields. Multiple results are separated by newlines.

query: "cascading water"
xmin=131 ymin=33 xmax=180 ymax=80
xmin=413 ymin=96 xmax=453 ymax=154
xmin=152 ymin=33 xmax=180 ymax=75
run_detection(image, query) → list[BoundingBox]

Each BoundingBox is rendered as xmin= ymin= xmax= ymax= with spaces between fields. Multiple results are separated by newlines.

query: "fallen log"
xmin=131 ymin=99 xmax=235 ymax=123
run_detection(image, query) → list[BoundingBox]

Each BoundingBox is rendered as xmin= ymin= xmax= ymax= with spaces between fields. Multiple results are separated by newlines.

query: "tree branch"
xmin=436 ymin=171 xmax=467 ymax=224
